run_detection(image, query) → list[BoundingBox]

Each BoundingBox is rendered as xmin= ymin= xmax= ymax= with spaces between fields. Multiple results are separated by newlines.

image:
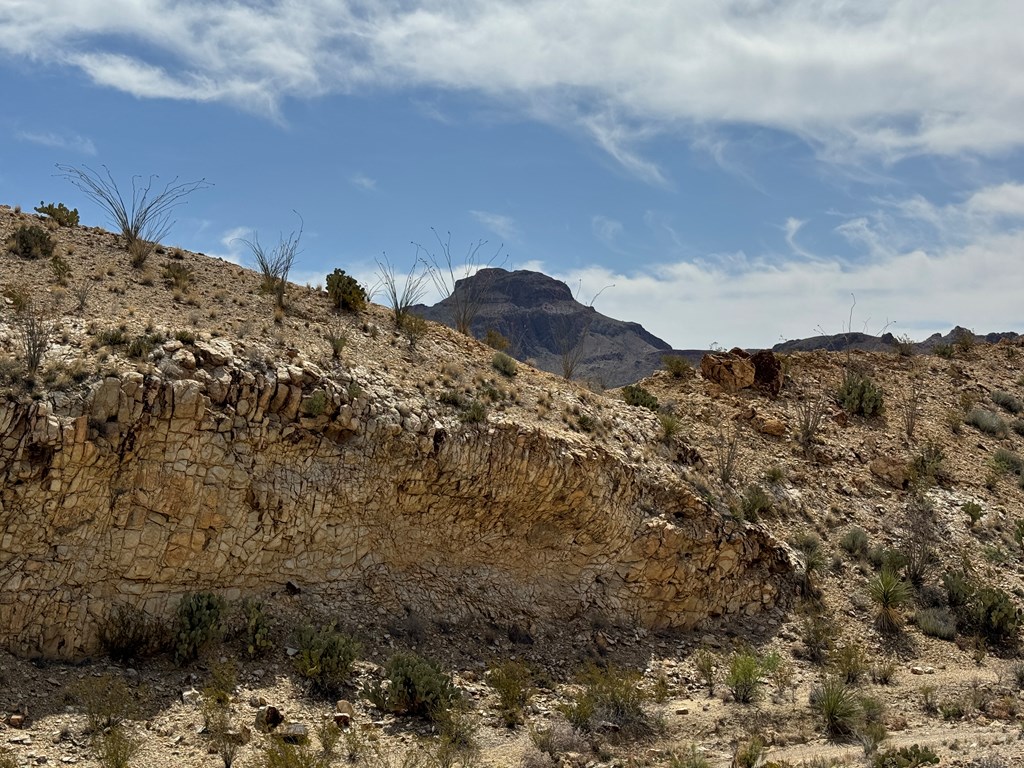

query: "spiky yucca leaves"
xmin=870 ymin=567 xmax=912 ymax=634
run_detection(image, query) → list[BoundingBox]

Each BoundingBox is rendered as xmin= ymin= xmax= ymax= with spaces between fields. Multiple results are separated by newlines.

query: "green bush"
xmin=293 ymin=623 xmax=361 ymax=698
xmin=658 ymin=412 xmax=681 ymax=442
xmin=35 ymin=201 xmax=79 ymax=227
xmin=234 ymin=598 xmax=273 ymax=658
xmin=174 ymin=591 xmax=225 ymax=664
xmin=871 ymin=744 xmax=939 ymax=768
xmin=869 ymin=568 xmax=912 ymax=634
xmin=966 ymin=407 xmax=1008 ymax=437
xmin=7 ymin=224 xmax=55 ymax=260
xmin=488 ymin=661 xmax=534 ymax=727
xmin=257 ymin=739 xmax=329 ymax=768
xmin=833 ymin=642 xmax=866 ymax=684
xmin=915 ymin=607 xmax=956 ymax=641
xmin=971 ymin=586 xmax=1021 ymax=646
xmin=92 ymin=725 xmax=141 ymax=768
xmin=962 ymin=501 xmax=984 ymax=525
xmin=668 ymin=745 xmax=710 ymax=768
xmin=740 ymin=485 xmax=773 ymax=521
xmin=326 ymin=269 xmax=367 ymax=312
xmin=725 ymin=650 xmax=763 ymax=703
xmin=51 ymin=252 xmax=71 ymax=283
xmin=840 ymin=526 xmax=869 ymax=559
xmin=909 ymin=442 xmax=947 ymax=487
xmin=621 ymin=384 xmax=659 ymax=411
xmin=991 ymin=390 xmax=1023 ymax=414
xmin=810 ymin=677 xmax=861 ymax=739
xmin=99 ymin=603 xmax=166 ymax=662
xmin=990 ymin=447 xmax=1024 ymax=476
xmin=162 ymin=261 xmax=193 ymax=290
xmin=461 ymin=400 xmax=487 ymax=423
xmin=662 ymin=355 xmax=694 ymax=378
xmin=492 ymin=351 xmax=518 ymax=377
xmin=837 ymin=371 xmax=884 ymax=417
xmin=1012 ymin=419 xmax=1024 ymax=437
xmin=364 ymin=651 xmax=459 ymax=721
xmin=70 ymin=674 xmax=137 ymax=732
xmin=560 ymin=665 xmax=652 ymax=739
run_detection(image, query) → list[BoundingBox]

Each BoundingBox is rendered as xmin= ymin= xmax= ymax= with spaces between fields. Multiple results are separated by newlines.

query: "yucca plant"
xmin=869 ymin=567 xmax=912 ymax=634
xmin=810 ymin=677 xmax=861 ymax=739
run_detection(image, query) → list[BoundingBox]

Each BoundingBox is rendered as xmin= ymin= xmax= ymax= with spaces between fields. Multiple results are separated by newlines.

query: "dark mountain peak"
xmin=450 ymin=268 xmax=575 ymax=307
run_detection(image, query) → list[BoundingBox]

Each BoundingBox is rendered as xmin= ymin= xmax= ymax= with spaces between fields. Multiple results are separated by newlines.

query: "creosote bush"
xmin=560 ymin=664 xmax=653 ymax=739
xmin=488 ymin=660 xmax=535 ymax=727
xmin=662 ymin=354 xmax=694 ymax=378
xmin=293 ymin=623 xmax=361 ymax=698
xmin=841 ymin=526 xmax=869 ymax=559
xmin=174 ymin=591 xmax=225 ymax=664
xmin=837 ymin=371 xmax=884 ymax=417
xmin=621 ymin=383 xmax=659 ymax=410
xmin=7 ymin=223 xmax=55 ymax=260
xmin=325 ymin=268 xmax=366 ymax=312
xmin=364 ymin=651 xmax=459 ymax=721
xmin=725 ymin=649 xmax=767 ymax=703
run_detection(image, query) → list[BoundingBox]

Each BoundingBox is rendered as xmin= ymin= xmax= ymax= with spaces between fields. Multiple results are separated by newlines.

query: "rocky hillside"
xmin=3 ymin=204 xmax=1024 ymax=767
xmin=412 ymin=268 xmax=675 ymax=387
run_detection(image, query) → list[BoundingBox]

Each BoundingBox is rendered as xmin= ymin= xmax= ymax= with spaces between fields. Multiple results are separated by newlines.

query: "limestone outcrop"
xmin=0 ymin=343 xmax=795 ymax=659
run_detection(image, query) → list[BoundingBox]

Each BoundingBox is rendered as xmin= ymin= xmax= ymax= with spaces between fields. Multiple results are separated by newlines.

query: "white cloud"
xmin=15 ymin=130 xmax=96 ymax=155
xmin=591 ymin=215 xmax=624 ymax=248
xmin=469 ymin=210 xmax=518 ymax=241
xmin=350 ymin=173 xmax=377 ymax=191
xmin=3 ymin=1 xmax=1023 ymax=179
xmin=205 ymin=226 xmax=252 ymax=265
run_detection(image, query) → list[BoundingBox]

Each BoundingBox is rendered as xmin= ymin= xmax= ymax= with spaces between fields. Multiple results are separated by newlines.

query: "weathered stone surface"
xmin=750 ymin=350 xmax=784 ymax=396
xmin=870 ymin=456 xmax=909 ymax=489
xmin=752 ymin=414 xmax=787 ymax=437
xmin=0 ymin=362 xmax=796 ymax=659
xmin=700 ymin=353 xmax=755 ymax=393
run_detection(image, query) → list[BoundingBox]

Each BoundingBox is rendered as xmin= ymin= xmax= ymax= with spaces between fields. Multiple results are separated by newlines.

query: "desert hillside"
xmin=2 ymin=204 xmax=1024 ymax=767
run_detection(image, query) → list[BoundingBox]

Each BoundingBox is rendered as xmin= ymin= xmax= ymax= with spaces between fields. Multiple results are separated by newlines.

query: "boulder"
xmin=750 ymin=350 xmax=784 ymax=396
xmin=700 ymin=353 xmax=755 ymax=393
xmin=869 ymin=456 xmax=909 ymax=489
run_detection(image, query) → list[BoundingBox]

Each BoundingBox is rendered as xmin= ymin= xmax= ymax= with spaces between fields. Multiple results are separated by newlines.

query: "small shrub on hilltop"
xmin=162 ymin=261 xmax=193 ymax=290
xmin=7 ymin=224 xmax=55 ymax=260
xmin=325 ymin=268 xmax=366 ymax=312
xmin=174 ymin=591 xmax=225 ymax=664
xmin=837 ymin=371 xmax=884 ymax=417
xmin=293 ymin=623 xmax=361 ymax=698
xmin=35 ymin=201 xmax=79 ymax=227
xmin=364 ymin=651 xmax=459 ymax=720
xmin=662 ymin=354 xmax=694 ymax=378
xmin=740 ymin=484 xmax=773 ymax=521
xmin=725 ymin=649 xmax=765 ymax=703
xmin=492 ymin=351 xmax=518 ymax=377
xmin=991 ymin=390 xmax=1024 ymax=414
xmin=621 ymin=383 xmax=659 ymax=410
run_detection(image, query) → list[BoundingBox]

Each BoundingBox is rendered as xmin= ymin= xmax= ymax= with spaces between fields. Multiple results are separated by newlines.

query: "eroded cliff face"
xmin=0 ymin=342 xmax=794 ymax=658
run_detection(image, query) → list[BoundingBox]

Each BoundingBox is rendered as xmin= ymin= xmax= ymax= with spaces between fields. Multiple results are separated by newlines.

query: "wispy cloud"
xmin=469 ymin=210 xmax=518 ymax=241
xmin=591 ymin=215 xmax=624 ymax=248
xmin=15 ymin=129 xmax=96 ymax=155
xmin=3 ymin=1 xmax=1021 ymax=179
xmin=350 ymin=173 xmax=377 ymax=191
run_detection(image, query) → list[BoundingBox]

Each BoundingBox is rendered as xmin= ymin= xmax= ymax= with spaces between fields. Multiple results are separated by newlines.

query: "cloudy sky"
xmin=2 ymin=1 xmax=1023 ymax=348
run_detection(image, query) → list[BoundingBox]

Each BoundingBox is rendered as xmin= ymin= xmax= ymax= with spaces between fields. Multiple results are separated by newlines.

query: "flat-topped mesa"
xmin=0 ymin=345 xmax=796 ymax=659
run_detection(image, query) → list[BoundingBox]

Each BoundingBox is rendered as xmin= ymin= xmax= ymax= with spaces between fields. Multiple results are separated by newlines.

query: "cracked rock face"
xmin=0 ymin=354 xmax=795 ymax=659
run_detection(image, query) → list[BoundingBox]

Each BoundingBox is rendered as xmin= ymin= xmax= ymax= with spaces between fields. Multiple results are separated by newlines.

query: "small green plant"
xmin=915 ymin=607 xmax=956 ymax=641
xmin=559 ymin=665 xmax=652 ymax=739
xmin=71 ymin=674 xmax=137 ymax=733
xmin=293 ymin=623 xmax=361 ymax=698
xmin=966 ymin=407 xmax=1008 ymax=437
xmin=162 ymin=261 xmax=193 ymax=290
xmin=35 ymin=201 xmax=80 ymax=227
xmin=50 ymin=252 xmax=72 ymax=284
xmin=740 ymin=485 xmax=773 ymax=521
xmin=488 ymin=661 xmax=535 ymax=727
xmin=962 ymin=501 xmax=984 ymax=525
xmin=302 ymin=390 xmax=329 ymax=417
xmin=128 ymin=238 xmax=154 ymax=268
xmin=810 ymin=677 xmax=861 ymax=739
xmin=7 ymin=223 xmax=55 ymax=259
xmin=725 ymin=650 xmax=763 ymax=703
xmin=668 ymin=745 xmax=710 ymax=768
xmin=869 ymin=567 xmax=912 ymax=634
xmin=325 ymin=268 xmax=367 ymax=312
xmin=801 ymin=614 xmax=834 ymax=664
xmin=662 ymin=355 xmax=694 ymax=378
xmin=871 ymin=743 xmax=939 ymax=767
xmin=909 ymin=442 xmax=947 ymax=487
xmin=174 ymin=591 xmax=225 ymax=664
xmin=99 ymin=603 xmax=166 ymax=662
xmin=731 ymin=737 xmax=765 ymax=768
xmin=934 ymin=343 xmax=954 ymax=359
xmin=364 ymin=651 xmax=459 ymax=721
xmin=765 ymin=464 xmax=786 ymax=484
xmin=483 ymin=328 xmax=509 ymax=350
xmin=461 ymin=400 xmax=487 ymax=424
xmin=658 ymin=411 xmax=682 ymax=443
xmin=990 ymin=447 xmax=1024 ymax=476
xmin=840 ymin=526 xmax=870 ymax=559
xmin=837 ymin=371 xmax=884 ymax=417
xmin=234 ymin=598 xmax=273 ymax=658
xmin=693 ymin=647 xmax=716 ymax=696
xmin=257 ymin=738 xmax=329 ymax=768
xmin=621 ymin=384 xmax=659 ymax=410
xmin=491 ymin=351 xmax=518 ymax=377
xmin=92 ymin=725 xmax=141 ymax=768
xmin=991 ymin=390 xmax=1023 ymax=414
xmin=870 ymin=659 xmax=898 ymax=685
xmin=325 ymin=329 xmax=348 ymax=359
xmin=833 ymin=642 xmax=867 ymax=685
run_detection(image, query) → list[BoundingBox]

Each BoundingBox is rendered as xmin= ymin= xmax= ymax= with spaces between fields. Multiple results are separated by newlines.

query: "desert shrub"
xmin=484 ymin=328 xmax=509 ymax=351
xmin=943 ymin=571 xmax=975 ymax=610
xmin=871 ymin=744 xmax=939 ymax=767
xmin=560 ymin=665 xmax=652 ymax=738
xmin=869 ymin=568 xmax=912 ymax=634
xmin=765 ymin=464 xmax=786 ymax=484
xmin=162 ymin=261 xmax=193 ymax=290
xmin=908 ymin=442 xmax=947 ymax=487
xmin=837 ymin=371 xmax=884 ymax=417
xmin=870 ymin=659 xmax=898 ymax=685
xmin=233 ymin=598 xmax=273 ymax=659
xmin=325 ymin=268 xmax=366 ymax=312
xmin=740 ymin=485 xmax=773 ymax=521
xmin=51 ymin=252 xmax=72 ymax=284
xmin=258 ymin=739 xmax=330 ymax=768
xmin=662 ymin=355 xmax=694 ymax=378
xmin=7 ymin=224 xmax=55 ymax=259
xmin=725 ymin=650 xmax=763 ymax=703
xmin=128 ymin=238 xmax=153 ymax=268
xmin=92 ymin=725 xmax=141 ymax=768
xmin=174 ymin=591 xmax=225 ymax=664
xmin=962 ymin=501 xmax=984 ymax=525
xmin=990 ymin=447 xmax=1024 ymax=476
xmin=833 ymin=642 xmax=867 ymax=684
xmin=461 ymin=400 xmax=487 ymax=423
xmin=915 ymin=608 xmax=956 ymax=641
xmin=971 ymin=586 xmax=1021 ymax=646
xmin=1011 ymin=661 xmax=1024 ymax=690
xmin=810 ymin=678 xmax=861 ymax=739
xmin=528 ymin=720 xmax=589 ymax=758
xmin=100 ymin=603 xmax=166 ymax=662
xmin=1012 ymin=419 xmax=1024 ymax=437
xmin=492 ymin=351 xmax=518 ymax=377
xmin=35 ymin=201 xmax=79 ymax=227
xmin=841 ymin=527 xmax=869 ymax=559
xmin=71 ymin=674 xmax=137 ymax=732
xmin=621 ymin=384 xmax=659 ymax=410
xmin=658 ymin=412 xmax=681 ymax=443
xmin=792 ymin=532 xmax=825 ymax=596
xmin=489 ymin=661 xmax=535 ymax=727
xmin=364 ymin=651 xmax=459 ymax=721
xmin=966 ymin=407 xmax=1008 ymax=437
xmin=302 ymin=390 xmax=329 ymax=417
xmin=693 ymin=647 xmax=717 ymax=695
xmin=731 ymin=738 xmax=765 ymax=768
xmin=991 ymin=390 xmax=1023 ymax=414
xmin=126 ymin=333 xmax=162 ymax=360
xmin=668 ymin=745 xmax=710 ymax=768
xmin=293 ymin=623 xmax=360 ymax=698
xmin=795 ymin=392 xmax=828 ymax=453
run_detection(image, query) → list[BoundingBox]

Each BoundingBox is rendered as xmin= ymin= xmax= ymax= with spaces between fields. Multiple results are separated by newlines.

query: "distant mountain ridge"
xmin=771 ymin=326 xmax=1021 ymax=355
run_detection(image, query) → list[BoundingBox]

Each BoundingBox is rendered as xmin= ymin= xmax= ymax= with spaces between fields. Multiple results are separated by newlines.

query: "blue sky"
xmin=2 ymin=1 xmax=1023 ymax=349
